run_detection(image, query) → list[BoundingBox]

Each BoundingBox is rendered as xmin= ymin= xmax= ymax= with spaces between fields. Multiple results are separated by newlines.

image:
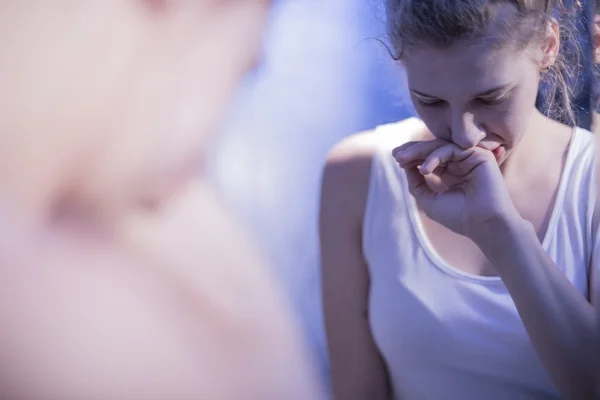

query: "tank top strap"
xmin=362 ymin=117 xmax=425 ymax=264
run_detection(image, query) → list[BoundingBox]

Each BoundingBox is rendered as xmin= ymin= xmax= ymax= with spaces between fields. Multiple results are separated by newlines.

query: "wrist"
xmin=469 ymin=213 xmax=535 ymax=259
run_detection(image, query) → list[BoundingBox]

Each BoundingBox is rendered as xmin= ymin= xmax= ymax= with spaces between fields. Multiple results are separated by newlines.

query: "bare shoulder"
xmin=321 ymin=118 xmax=428 ymax=217
xmin=324 ymin=129 xmax=379 ymax=183
xmin=320 ymin=130 xmax=379 ymax=221
xmin=324 ymin=117 xmax=429 ymax=173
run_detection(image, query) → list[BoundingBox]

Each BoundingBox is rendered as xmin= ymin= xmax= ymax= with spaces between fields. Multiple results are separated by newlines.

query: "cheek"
xmin=480 ymin=104 xmax=529 ymax=144
xmin=482 ymin=84 xmax=537 ymax=137
xmin=419 ymin=116 xmax=450 ymax=140
xmin=412 ymin=105 xmax=450 ymax=139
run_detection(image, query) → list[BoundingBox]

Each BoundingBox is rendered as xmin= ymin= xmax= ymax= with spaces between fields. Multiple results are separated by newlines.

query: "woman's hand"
xmin=392 ymin=139 xmax=519 ymax=239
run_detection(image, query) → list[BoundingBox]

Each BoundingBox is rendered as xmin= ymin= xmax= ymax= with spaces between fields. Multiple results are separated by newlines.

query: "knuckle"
xmin=475 ymin=147 xmax=495 ymax=161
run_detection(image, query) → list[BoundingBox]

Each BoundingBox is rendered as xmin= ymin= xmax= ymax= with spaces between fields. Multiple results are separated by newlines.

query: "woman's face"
xmin=0 ymin=0 xmax=270 ymax=212
xmin=402 ymin=42 xmax=542 ymax=165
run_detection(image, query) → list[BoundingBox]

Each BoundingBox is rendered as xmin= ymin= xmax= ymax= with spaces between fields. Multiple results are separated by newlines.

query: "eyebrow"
xmin=410 ymin=84 xmax=512 ymax=99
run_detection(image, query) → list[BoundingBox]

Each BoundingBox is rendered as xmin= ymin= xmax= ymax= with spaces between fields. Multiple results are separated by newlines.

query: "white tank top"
xmin=363 ymin=118 xmax=597 ymax=400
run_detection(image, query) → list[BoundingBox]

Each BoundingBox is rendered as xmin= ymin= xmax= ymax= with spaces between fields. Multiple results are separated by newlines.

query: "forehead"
xmin=403 ymin=44 xmax=533 ymax=96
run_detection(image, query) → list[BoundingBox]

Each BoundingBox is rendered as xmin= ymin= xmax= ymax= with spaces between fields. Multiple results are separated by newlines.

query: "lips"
xmin=491 ymin=146 xmax=505 ymax=161
xmin=476 ymin=141 xmax=505 ymax=161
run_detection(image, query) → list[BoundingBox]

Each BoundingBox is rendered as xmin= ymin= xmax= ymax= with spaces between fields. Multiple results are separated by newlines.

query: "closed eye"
xmin=417 ymin=99 xmax=446 ymax=108
xmin=415 ymin=92 xmax=510 ymax=108
xmin=476 ymin=92 xmax=511 ymax=107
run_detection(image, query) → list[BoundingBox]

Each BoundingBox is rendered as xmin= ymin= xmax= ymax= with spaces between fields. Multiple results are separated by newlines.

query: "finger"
xmin=419 ymin=144 xmax=470 ymax=175
xmin=392 ymin=139 xmax=448 ymax=167
xmin=404 ymin=166 xmax=436 ymax=209
xmin=392 ymin=139 xmax=443 ymax=158
xmin=391 ymin=141 xmax=420 ymax=158
xmin=446 ymin=147 xmax=495 ymax=178
xmin=393 ymin=139 xmax=445 ymax=164
xmin=436 ymin=168 xmax=466 ymax=191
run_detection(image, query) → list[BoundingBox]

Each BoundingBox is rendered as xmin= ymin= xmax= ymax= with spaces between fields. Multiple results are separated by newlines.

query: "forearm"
xmin=473 ymin=217 xmax=597 ymax=400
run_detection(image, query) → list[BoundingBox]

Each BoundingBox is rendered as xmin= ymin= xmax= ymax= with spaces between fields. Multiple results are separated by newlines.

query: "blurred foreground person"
xmin=0 ymin=2 xmax=323 ymax=400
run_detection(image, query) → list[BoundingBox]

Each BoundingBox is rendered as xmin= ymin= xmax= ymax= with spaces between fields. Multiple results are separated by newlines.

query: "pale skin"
xmin=0 ymin=1 xmax=322 ymax=399
xmin=321 ymin=16 xmax=597 ymax=400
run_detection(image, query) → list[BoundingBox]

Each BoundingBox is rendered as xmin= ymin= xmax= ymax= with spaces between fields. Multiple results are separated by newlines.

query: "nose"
xmin=451 ymin=112 xmax=484 ymax=149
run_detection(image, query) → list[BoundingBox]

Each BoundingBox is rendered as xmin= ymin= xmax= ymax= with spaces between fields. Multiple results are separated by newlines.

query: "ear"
xmin=593 ymin=14 xmax=600 ymax=64
xmin=540 ymin=18 xmax=560 ymax=71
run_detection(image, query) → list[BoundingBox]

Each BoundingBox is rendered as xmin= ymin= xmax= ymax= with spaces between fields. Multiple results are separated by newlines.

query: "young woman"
xmin=0 ymin=1 xmax=322 ymax=400
xmin=320 ymin=1 xmax=598 ymax=399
